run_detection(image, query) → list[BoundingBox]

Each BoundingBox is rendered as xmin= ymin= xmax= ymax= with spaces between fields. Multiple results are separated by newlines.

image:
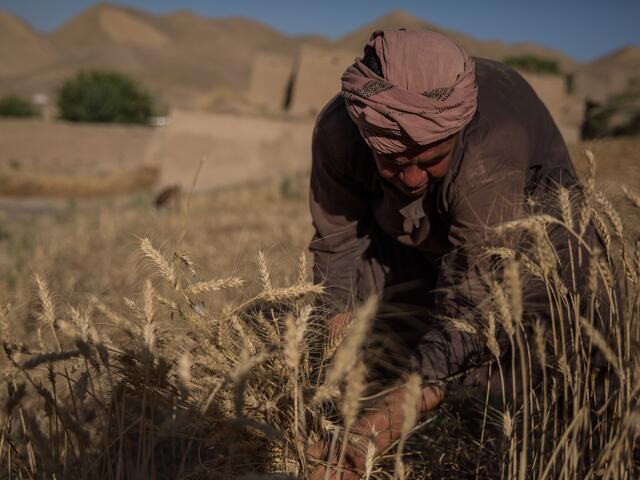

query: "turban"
xmin=341 ymin=29 xmax=478 ymax=154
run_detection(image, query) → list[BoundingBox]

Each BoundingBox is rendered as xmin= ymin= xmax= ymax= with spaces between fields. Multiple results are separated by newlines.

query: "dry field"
xmin=0 ymin=137 xmax=639 ymax=479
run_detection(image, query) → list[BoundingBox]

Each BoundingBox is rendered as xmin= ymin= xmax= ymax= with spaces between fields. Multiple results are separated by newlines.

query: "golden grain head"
xmin=340 ymin=359 xmax=367 ymax=422
xmin=139 ymin=236 xmax=177 ymax=287
xmin=621 ymin=185 xmax=640 ymax=209
xmin=1 ymin=154 xmax=638 ymax=479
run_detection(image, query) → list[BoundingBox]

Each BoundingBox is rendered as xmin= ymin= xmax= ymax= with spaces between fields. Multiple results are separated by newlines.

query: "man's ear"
xmin=362 ymin=46 xmax=383 ymax=78
xmin=369 ymin=30 xmax=384 ymax=41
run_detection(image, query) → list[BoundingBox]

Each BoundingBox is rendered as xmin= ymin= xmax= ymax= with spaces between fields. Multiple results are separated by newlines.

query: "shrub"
xmin=0 ymin=94 xmax=38 ymax=118
xmin=583 ymin=88 xmax=640 ymax=139
xmin=57 ymin=71 xmax=153 ymax=124
xmin=505 ymin=54 xmax=561 ymax=75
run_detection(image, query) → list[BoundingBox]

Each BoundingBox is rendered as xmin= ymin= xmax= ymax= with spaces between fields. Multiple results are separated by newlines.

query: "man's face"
xmin=372 ymin=133 xmax=459 ymax=197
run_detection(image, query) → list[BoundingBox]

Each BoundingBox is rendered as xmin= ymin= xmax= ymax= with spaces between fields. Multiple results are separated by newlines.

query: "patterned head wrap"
xmin=342 ymin=29 xmax=478 ymax=154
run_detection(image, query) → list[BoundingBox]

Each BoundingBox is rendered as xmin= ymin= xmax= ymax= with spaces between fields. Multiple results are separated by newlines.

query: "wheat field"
xmin=0 ymin=139 xmax=639 ymax=479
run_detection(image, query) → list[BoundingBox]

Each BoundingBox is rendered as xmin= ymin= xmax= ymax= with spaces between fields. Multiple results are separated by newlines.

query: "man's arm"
xmin=309 ymin=170 xmax=526 ymax=475
xmin=416 ymin=167 xmax=526 ymax=385
xmin=309 ymin=109 xmax=373 ymax=313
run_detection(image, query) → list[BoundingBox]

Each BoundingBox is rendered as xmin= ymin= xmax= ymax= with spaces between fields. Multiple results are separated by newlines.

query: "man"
xmin=307 ymin=29 xmax=583 ymax=478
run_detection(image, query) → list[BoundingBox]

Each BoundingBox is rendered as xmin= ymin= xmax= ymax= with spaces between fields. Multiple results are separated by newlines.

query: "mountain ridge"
xmin=337 ymin=9 xmax=578 ymax=72
xmin=0 ymin=4 xmax=636 ymax=108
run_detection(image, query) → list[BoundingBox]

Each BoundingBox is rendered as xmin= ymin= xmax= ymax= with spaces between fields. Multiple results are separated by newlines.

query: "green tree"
xmin=0 ymin=95 xmax=38 ymax=118
xmin=504 ymin=54 xmax=561 ymax=75
xmin=57 ymin=71 xmax=153 ymax=124
xmin=582 ymin=89 xmax=640 ymax=139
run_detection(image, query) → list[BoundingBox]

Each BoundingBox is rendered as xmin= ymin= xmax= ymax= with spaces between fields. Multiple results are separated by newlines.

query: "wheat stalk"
xmin=175 ymin=251 xmax=197 ymax=276
xmin=257 ymin=251 xmax=273 ymax=292
xmin=558 ymin=187 xmax=573 ymax=230
xmin=260 ymin=284 xmax=325 ymax=302
xmin=297 ymin=252 xmax=309 ymax=286
xmin=448 ymin=317 xmax=478 ymax=335
xmin=139 ymin=237 xmax=177 ymax=287
xmin=139 ymin=279 xmax=159 ymax=365
xmin=177 ymin=352 xmax=193 ymax=394
xmin=635 ymin=241 xmax=640 ymax=278
xmin=592 ymin=210 xmax=612 ymax=252
xmin=34 ymin=274 xmax=60 ymax=352
xmin=336 ymin=359 xmax=367 ymax=476
xmin=341 ymin=360 xmax=366 ymax=429
xmin=621 ymin=185 xmax=640 ymax=208
xmin=314 ymin=296 xmax=377 ymax=404
xmin=485 ymin=311 xmax=501 ymax=358
xmin=579 ymin=317 xmax=622 ymax=378
xmin=363 ymin=429 xmax=379 ymax=480
xmin=186 ymin=277 xmax=245 ymax=296
xmin=504 ymin=260 xmax=523 ymax=326
xmin=394 ymin=374 xmax=421 ymax=480
xmin=492 ymin=281 xmax=514 ymax=337
xmin=0 ymin=303 xmax=10 ymax=345
xmin=595 ymin=191 xmax=624 ymax=241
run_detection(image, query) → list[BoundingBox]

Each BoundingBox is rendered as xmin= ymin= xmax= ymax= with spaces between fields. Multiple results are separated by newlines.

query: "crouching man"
xmin=306 ymin=29 xmax=603 ymax=479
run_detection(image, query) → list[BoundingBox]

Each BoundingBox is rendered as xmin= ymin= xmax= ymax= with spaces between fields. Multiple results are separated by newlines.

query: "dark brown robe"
xmin=309 ymin=58 xmax=586 ymax=389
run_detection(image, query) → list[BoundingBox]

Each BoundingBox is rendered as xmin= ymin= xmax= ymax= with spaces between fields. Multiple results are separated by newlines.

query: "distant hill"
xmin=578 ymin=46 xmax=640 ymax=87
xmin=0 ymin=11 xmax=55 ymax=76
xmin=41 ymin=3 xmax=324 ymax=106
xmin=589 ymin=46 xmax=640 ymax=72
xmin=573 ymin=45 xmax=640 ymax=102
xmin=0 ymin=3 xmax=328 ymax=107
xmin=0 ymin=4 xmax=636 ymax=109
xmin=337 ymin=10 xmax=578 ymax=72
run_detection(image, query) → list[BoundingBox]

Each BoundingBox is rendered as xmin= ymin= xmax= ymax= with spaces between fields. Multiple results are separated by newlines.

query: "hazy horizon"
xmin=1 ymin=0 xmax=638 ymax=62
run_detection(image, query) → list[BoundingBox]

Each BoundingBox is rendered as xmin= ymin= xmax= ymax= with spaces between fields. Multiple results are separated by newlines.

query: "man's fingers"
xmin=308 ymin=465 xmax=360 ymax=480
xmin=307 ymin=440 xmax=328 ymax=461
xmin=327 ymin=312 xmax=352 ymax=340
xmin=308 ymin=439 xmax=364 ymax=479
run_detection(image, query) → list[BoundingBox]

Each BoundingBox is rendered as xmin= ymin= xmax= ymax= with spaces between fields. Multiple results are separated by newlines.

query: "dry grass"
xmin=0 ymin=164 xmax=159 ymax=197
xmin=0 ymin=140 xmax=639 ymax=478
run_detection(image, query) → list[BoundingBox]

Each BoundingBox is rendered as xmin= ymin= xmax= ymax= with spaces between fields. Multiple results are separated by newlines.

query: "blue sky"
xmin=1 ymin=0 xmax=638 ymax=61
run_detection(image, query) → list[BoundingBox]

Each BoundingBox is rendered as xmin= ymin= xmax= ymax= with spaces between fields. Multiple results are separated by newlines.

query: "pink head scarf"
xmin=341 ymin=29 xmax=478 ymax=154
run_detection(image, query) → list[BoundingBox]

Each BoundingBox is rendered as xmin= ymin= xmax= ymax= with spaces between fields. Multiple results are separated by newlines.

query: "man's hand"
xmin=326 ymin=312 xmax=352 ymax=342
xmin=307 ymin=435 xmax=364 ymax=480
xmin=307 ymin=384 xmax=445 ymax=478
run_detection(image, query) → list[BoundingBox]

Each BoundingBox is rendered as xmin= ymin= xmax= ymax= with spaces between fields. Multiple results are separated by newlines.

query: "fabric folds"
xmin=342 ymin=29 xmax=478 ymax=154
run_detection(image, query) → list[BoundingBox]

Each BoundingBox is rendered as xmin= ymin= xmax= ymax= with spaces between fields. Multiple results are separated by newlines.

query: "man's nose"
xmin=399 ymin=164 xmax=428 ymax=188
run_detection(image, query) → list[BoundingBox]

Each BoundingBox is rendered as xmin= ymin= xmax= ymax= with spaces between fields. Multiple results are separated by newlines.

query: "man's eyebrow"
xmin=377 ymin=151 xmax=446 ymax=165
xmin=417 ymin=154 xmax=446 ymax=165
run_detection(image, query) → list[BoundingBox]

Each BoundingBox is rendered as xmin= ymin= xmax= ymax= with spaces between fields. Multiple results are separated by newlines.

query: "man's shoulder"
xmin=467 ymin=57 xmax=561 ymax=152
xmin=473 ymin=57 xmax=551 ymax=125
xmin=473 ymin=57 xmax=532 ymax=92
xmin=449 ymin=58 xmax=574 ymax=201
xmin=313 ymin=94 xmax=362 ymax=149
xmin=312 ymin=94 xmax=372 ymax=182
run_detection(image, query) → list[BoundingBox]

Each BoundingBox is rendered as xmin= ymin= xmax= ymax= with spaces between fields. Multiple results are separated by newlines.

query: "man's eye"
xmin=376 ymin=158 xmax=394 ymax=169
xmin=384 ymin=161 xmax=402 ymax=170
xmin=418 ymin=155 xmax=445 ymax=167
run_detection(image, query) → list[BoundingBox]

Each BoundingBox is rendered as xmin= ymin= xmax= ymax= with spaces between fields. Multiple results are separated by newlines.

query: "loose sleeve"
xmin=416 ymin=167 xmax=526 ymax=383
xmin=309 ymin=119 xmax=374 ymax=311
